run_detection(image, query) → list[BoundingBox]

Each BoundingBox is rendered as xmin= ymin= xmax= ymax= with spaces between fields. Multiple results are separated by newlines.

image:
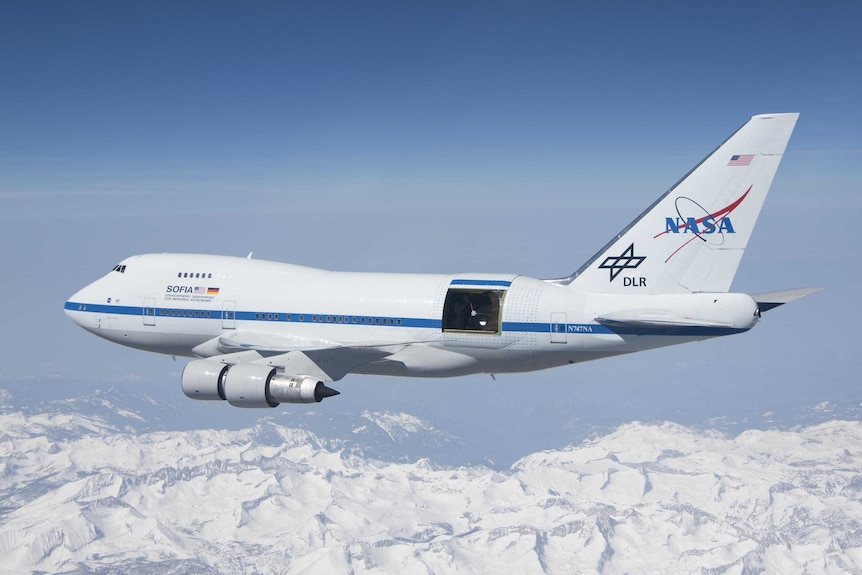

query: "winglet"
xmin=753 ymin=287 xmax=822 ymax=313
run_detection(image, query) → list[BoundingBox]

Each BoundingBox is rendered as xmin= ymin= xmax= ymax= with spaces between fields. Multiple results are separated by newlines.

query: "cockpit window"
xmin=111 ymin=265 xmax=127 ymax=273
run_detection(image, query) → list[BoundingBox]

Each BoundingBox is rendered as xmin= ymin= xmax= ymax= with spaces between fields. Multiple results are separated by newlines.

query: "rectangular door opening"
xmin=442 ymin=288 xmax=505 ymax=334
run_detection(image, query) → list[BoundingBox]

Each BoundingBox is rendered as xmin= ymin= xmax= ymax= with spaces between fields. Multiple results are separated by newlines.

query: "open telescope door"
xmin=442 ymin=287 xmax=505 ymax=334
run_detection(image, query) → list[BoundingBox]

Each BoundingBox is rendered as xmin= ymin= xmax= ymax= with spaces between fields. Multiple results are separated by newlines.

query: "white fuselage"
xmin=62 ymin=114 xmax=808 ymax=409
xmin=65 ymin=253 xmax=759 ymax=379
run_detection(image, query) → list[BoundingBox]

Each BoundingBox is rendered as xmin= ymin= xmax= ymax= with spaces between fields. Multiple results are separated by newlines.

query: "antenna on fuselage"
xmin=247 ymin=252 xmax=253 ymax=259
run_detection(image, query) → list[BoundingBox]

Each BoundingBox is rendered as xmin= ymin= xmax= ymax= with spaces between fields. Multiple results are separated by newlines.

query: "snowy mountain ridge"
xmin=2 ymin=409 xmax=861 ymax=574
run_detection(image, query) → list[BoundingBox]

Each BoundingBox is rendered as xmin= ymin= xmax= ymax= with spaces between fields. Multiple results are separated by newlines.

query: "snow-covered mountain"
xmin=5 ymin=374 xmax=860 ymax=472
xmin=2 ymin=398 xmax=861 ymax=574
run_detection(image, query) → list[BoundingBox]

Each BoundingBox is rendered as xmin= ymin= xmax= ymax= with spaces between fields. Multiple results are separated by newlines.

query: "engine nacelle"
xmin=223 ymin=363 xmax=279 ymax=408
xmin=217 ymin=364 xmax=340 ymax=408
xmin=182 ymin=359 xmax=228 ymax=401
xmin=268 ymin=374 xmax=338 ymax=404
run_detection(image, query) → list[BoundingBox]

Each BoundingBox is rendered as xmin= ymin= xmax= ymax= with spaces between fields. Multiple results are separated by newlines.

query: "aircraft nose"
xmin=65 ymin=288 xmax=88 ymax=326
xmin=64 ymin=282 xmax=102 ymax=329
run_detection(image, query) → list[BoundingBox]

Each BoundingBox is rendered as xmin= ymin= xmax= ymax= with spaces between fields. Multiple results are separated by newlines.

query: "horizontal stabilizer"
xmin=594 ymin=311 xmax=756 ymax=336
xmin=596 ymin=316 xmax=731 ymax=329
xmin=753 ymin=287 xmax=822 ymax=313
xmin=592 ymin=292 xmax=760 ymax=335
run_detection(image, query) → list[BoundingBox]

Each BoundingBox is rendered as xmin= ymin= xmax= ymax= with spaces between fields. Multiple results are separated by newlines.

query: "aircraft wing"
xmin=265 ymin=346 xmax=404 ymax=382
xmin=191 ymin=330 xmax=408 ymax=381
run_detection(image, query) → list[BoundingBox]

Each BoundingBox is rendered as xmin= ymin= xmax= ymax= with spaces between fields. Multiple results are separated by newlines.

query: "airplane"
xmin=65 ymin=113 xmax=818 ymax=408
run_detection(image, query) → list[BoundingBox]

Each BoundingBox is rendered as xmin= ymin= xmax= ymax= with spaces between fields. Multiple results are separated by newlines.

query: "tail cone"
xmin=315 ymin=383 xmax=340 ymax=402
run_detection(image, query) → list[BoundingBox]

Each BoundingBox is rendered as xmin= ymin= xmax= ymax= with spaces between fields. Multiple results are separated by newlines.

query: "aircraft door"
xmin=550 ymin=312 xmax=566 ymax=344
xmin=222 ymin=300 xmax=236 ymax=329
xmin=143 ymin=297 xmax=156 ymax=326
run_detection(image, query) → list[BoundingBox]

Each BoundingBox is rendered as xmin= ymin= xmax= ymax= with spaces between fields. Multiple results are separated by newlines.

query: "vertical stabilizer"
xmin=557 ymin=113 xmax=798 ymax=294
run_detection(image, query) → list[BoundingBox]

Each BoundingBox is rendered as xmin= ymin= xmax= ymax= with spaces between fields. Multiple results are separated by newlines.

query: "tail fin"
xmin=555 ymin=113 xmax=799 ymax=294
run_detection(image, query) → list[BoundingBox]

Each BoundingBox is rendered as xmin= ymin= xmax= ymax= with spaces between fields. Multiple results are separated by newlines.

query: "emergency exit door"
xmin=550 ymin=312 xmax=566 ymax=343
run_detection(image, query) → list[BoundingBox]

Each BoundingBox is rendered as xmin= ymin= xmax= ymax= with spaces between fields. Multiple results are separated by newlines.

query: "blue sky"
xmin=3 ymin=2 xmax=859 ymax=207
xmin=1 ymin=2 xmax=860 ymax=444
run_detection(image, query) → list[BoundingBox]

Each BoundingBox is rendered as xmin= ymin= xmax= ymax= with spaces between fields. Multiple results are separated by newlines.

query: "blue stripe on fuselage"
xmin=65 ymin=301 xmax=746 ymax=337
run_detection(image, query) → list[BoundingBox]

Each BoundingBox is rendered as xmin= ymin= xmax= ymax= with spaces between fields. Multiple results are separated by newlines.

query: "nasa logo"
xmin=657 ymin=187 xmax=749 ymax=239
xmin=653 ymin=186 xmax=751 ymax=262
xmin=664 ymin=216 xmax=735 ymax=234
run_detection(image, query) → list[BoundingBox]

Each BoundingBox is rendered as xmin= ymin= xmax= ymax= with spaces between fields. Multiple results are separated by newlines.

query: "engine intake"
xmin=182 ymin=360 xmax=228 ymax=400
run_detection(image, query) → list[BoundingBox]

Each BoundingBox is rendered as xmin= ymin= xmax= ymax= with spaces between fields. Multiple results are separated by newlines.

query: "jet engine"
xmin=181 ymin=359 xmax=339 ymax=408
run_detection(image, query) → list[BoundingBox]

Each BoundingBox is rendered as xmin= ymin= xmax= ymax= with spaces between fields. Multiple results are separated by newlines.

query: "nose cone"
xmin=65 ymin=288 xmax=87 ymax=327
xmin=64 ymin=282 xmax=102 ymax=331
xmin=64 ymin=299 xmax=76 ymax=321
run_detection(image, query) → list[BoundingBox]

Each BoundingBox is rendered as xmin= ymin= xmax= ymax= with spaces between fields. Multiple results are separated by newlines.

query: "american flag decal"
xmin=193 ymin=286 xmax=207 ymax=294
xmin=727 ymin=154 xmax=754 ymax=167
